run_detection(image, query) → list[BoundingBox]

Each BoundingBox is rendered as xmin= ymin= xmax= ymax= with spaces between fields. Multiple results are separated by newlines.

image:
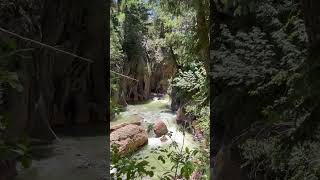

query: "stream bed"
xmin=13 ymin=95 xmax=197 ymax=180
xmin=111 ymin=95 xmax=199 ymax=179
xmin=14 ymin=124 xmax=107 ymax=180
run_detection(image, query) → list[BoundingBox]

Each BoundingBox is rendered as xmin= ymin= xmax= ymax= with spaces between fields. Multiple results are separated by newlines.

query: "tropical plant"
xmin=0 ymin=38 xmax=31 ymax=168
xmin=110 ymin=145 xmax=155 ymax=179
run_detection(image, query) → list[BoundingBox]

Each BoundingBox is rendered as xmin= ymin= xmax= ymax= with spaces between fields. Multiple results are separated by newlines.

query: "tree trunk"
xmin=210 ymin=0 xmax=223 ymax=159
xmin=301 ymin=0 xmax=320 ymax=49
xmin=7 ymin=0 xmax=108 ymax=142
xmin=288 ymin=0 xmax=320 ymax=141
xmin=196 ymin=0 xmax=210 ymax=73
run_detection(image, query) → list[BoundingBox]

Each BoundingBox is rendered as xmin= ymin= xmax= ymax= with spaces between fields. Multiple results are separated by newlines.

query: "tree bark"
xmin=210 ymin=0 xmax=223 ymax=159
xmin=301 ymin=0 xmax=320 ymax=49
xmin=196 ymin=0 xmax=210 ymax=73
xmin=6 ymin=0 xmax=108 ymax=142
xmin=287 ymin=0 xmax=320 ymax=142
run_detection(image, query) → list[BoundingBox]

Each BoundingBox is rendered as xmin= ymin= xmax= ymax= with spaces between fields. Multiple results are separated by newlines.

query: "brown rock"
xmin=110 ymin=121 xmax=141 ymax=132
xmin=153 ymin=120 xmax=168 ymax=137
xmin=110 ymin=124 xmax=148 ymax=156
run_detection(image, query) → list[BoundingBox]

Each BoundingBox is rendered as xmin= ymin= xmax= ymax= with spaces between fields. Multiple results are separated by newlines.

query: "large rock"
xmin=110 ymin=124 xmax=148 ymax=156
xmin=110 ymin=121 xmax=141 ymax=132
xmin=160 ymin=135 xmax=168 ymax=142
xmin=153 ymin=120 xmax=168 ymax=137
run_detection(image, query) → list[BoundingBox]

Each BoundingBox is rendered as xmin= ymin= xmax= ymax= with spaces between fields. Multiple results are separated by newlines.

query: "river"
xmin=111 ymin=94 xmax=199 ymax=179
xmin=14 ymin=95 xmax=198 ymax=180
xmin=14 ymin=124 xmax=107 ymax=180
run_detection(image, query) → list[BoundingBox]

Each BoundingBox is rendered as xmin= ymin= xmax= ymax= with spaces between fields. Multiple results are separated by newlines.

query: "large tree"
xmin=291 ymin=0 xmax=320 ymax=140
xmin=3 ymin=0 xmax=108 ymax=141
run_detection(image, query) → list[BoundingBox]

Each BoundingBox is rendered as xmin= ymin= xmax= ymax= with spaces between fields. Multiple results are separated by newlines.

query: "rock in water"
xmin=110 ymin=124 xmax=148 ymax=156
xmin=153 ymin=120 xmax=168 ymax=137
xmin=160 ymin=135 xmax=168 ymax=142
xmin=110 ymin=121 xmax=141 ymax=132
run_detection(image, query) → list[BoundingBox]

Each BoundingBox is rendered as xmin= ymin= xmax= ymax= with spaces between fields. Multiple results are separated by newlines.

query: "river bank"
xmin=111 ymin=94 xmax=200 ymax=179
xmin=14 ymin=124 xmax=107 ymax=180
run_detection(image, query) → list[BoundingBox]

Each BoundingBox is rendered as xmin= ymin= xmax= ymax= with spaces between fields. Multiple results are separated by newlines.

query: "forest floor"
xmin=14 ymin=124 xmax=107 ymax=180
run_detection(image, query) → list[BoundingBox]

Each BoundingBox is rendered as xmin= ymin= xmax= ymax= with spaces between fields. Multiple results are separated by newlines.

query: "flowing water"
xmin=13 ymin=95 xmax=197 ymax=180
xmin=14 ymin=124 xmax=107 ymax=180
xmin=111 ymin=95 xmax=199 ymax=179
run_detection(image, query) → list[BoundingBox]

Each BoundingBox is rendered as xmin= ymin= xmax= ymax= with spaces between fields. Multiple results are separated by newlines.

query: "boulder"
xmin=110 ymin=124 xmax=148 ymax=156
xmin=153 ymin=120 xmax=168 ymax=137
xmin=110 ymin=121 xmax=141 ymax=132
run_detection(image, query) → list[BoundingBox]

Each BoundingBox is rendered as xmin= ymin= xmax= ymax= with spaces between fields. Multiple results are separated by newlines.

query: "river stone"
xmin=110 ymin=124 xmax=148 ymax=156
xmin=153 ymin=120 xmax=168 ymax=137
xmin=110 ymin=121 xmax=141 ymax=132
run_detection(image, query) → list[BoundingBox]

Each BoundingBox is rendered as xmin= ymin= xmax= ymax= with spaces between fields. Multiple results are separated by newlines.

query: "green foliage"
xmin=110 ymin=4 xmax=126 ymax=114
xmin=171 ymin=63 xmax=210 ymax=137
xmin=110 ymin=20 xmax=124 ymax=69
xmin=215 ymin=0 xmax=320 ymax=179
xmin=110 ymin=145 xmax=155 ymax=179
xmin=146 ymin=122 xmax=154 ymax=133
xmin=110 ymin=0 xmax=150 ymax=111
xmin=186 ymin=105 xmax=210 ymax=137
xmin=122 ymin=0 xmax=149 ymax=59
xmin=0 ymin=39 xmax=24 ymax=92
xmin=0 ymin=71 xmax=23 ymax=92
xmin=110 ymin=98 xmax=122 ymax=115
xmin=218 ymin=0 xmax=255 ymax=16
xmin=147 ymin=129 xmax=210 ymax=180
xmin=172 ymin=64 xmax=207 ymax=96
xmin=240 ymin=137 xmax=281 ymax=179
xmin=240 ymin=135 xmax=320 ymax=180
xmin=0 ymin=35 xmax=31 ymax=169
xmin=110 ymin=0 xmax=209 ymax=179
xmin=0 ymin=98 xmax=31 ymax=169
xmin=151 ymin=143 xmax=199 ymax=179
xmin=110 ymin=127 xmax=209 ymax=180
xmin=153 ymin=0 xmax=210 ymax=171
xmin=151 ymin=0 xmax=210 ymax=142
xmin=0 ymin=140 xmax=32 ymax=169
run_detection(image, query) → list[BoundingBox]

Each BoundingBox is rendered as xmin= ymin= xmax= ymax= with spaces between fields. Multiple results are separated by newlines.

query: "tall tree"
xmin=5 ymin=0 xmax=108 ymax=141
xmin=290 ymin=0 xmax=320 ymax=140
xmin=301 ymin=0 xmax=320 ymax=49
